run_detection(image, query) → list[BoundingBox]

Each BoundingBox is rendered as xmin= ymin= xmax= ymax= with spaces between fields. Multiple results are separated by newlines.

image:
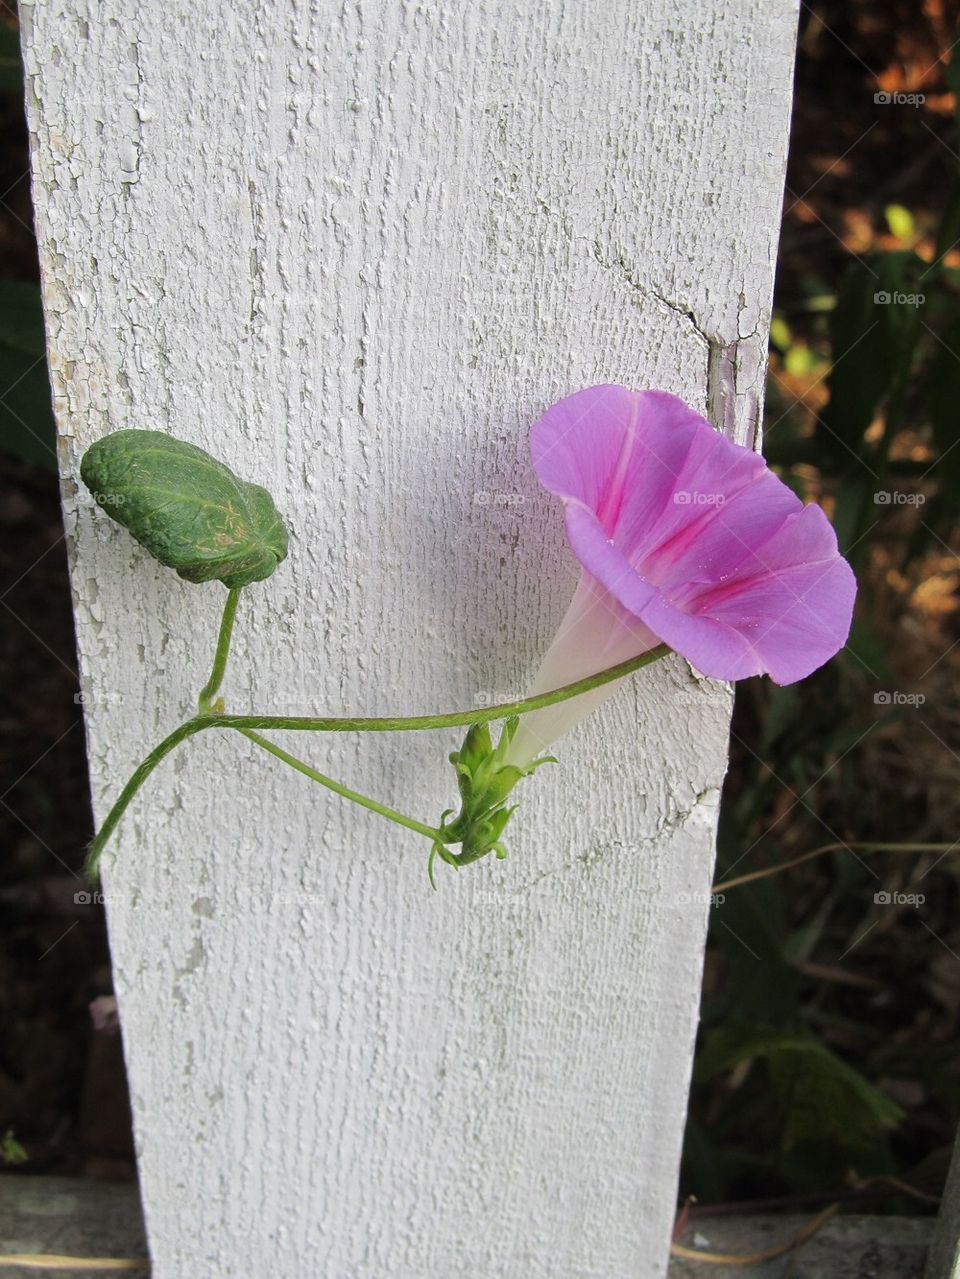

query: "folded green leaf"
xmin=80 ymin=429 xmax=289 ymax=589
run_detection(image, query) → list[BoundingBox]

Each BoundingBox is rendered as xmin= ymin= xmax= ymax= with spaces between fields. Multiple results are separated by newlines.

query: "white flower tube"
xmin=505 ymin=573 xmax=660 ymax=768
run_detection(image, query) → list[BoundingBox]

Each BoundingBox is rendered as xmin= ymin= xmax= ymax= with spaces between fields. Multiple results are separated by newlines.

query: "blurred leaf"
xmin=707 ymin=827 xmax=802 ymax=1024
xmin=805 ymin=293 xmax=837 ymax=314
xmin=885 ymin=204 xmax=915 ymax=242
xmin=841 ymin=619 xmax=890 ymax=682
xmin=784 ymin=344 xmax=822 ymax=378
xmin=783 ymin=886 xmax=842 ymax=964
xmin=778 ymin=1135 xmax=894 ymax=1194
xmin=925 ymin=315 xmax=960 ymax=510
xmin=822 ymin=253 xmax=924 ymax=454
xmin=0 ymin=278 xmax=47 ymax=356
xmin=934 ymin=178 xmax=960 ymax=270
xmin=0 ymin=25 xmax=22 ymax=97
xmin=681 ymin=1118 xmax=727 ymax=1203
xmin=946 ymin=50 xmax=960 ymax=137
xmin=696 ymin=1024 xmax=903 ymax=1151
xmin=760 ymin=685 xmax=801 ymax=751
xmin=830 ymin=476 xmax=873 ymax=560
xmin=80 ymin=430 xmax=290 ymax=589
xmin=0 ymin=1130 xmax=27 ymax=1166
xmin=0 ymin=279 xmax=56 ymax=468
xmin=769 ymin=315 xmax=792 ymax=352
xmin=764 ymin=422 xmax=821 ymax=470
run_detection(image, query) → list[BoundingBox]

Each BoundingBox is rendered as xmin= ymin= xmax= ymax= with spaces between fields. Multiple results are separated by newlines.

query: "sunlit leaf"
xmin=769 ymin=315 xmax=792 ymax=352
xmin=885 ymin=203 xmax=915 ymax=242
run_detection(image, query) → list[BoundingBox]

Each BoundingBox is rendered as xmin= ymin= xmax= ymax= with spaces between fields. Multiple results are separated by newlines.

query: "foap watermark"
xmin=874 ymin=490 xmax=925 ymax=506
xmin=74 ymin=689 xmax=125 ymax=707
xmin=873 ymin=290 xmax=924 ymax=308
xmin=874 ymin=890 xmax=925 ymax=907
xmin=74 ymin=889 xmax=108 ymax=906
xmin=671 ymin=687 xmax=730 ymax=708
xmin=674 ymin=491 xmax=725 ymax=507
xmin=473 ymin=688 xmax=525 ymax=705
xmin=874 ymin=690 xmax=925 ymax=707
xmin=80 ymin=491 xmax=127 ymax=508
xmin=271 ymin=891 xmax=326 ymax=908
xmin=675 ymin=890 xmax=725 ymax=908
xmin=874 ymin=90 xmax=925 ymax=108
xmin=473 ymin=491 xmax=525 ymax=508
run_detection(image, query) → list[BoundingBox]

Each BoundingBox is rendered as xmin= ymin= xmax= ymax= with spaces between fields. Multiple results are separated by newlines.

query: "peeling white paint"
xmin=22 ymin=3 xmax=797 ymax=1275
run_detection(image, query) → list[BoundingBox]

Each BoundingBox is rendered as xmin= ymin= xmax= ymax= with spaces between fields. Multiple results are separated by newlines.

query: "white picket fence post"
xmin=23 ymin=2 xmax=798 ymax=1274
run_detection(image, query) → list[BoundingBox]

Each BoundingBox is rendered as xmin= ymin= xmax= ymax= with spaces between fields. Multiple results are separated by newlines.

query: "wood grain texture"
xmin=22 ymin=2 xmax=797 ymax=1274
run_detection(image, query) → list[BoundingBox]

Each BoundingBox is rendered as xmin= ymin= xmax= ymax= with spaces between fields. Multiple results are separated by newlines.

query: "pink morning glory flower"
xmin=507 ymin=385 xmax=856 ymax=766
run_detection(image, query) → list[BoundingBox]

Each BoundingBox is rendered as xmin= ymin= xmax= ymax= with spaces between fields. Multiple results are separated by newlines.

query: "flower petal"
xmin=532 ymin=386 xmax=710 ymax=540
xmin=530 ymin=385 xmax=856 ymax=686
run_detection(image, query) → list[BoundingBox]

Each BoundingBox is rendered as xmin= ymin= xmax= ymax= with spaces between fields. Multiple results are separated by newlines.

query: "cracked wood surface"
xmin=22 ymin=2 xmax=797 ymax=1275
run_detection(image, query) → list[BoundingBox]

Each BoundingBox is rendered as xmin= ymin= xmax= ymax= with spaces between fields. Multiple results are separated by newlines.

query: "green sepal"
xmin=430 ymin=716 xmax=554 ymax=882
xmin=79 ymin=429 xmax=289 ymax=589
xmin=452 ymin=722 xmax=493 ymax=775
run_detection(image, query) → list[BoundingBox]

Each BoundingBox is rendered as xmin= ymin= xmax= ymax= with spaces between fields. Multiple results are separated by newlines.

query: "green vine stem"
xmin=205 ymin=644 xmax=670 ymax=734
xmin=85 ymin=719 xmax=209 ymax=879
xmin=196 ymin=587 xmax=242 ymax=713
xmin=238 ymin=729 xmax=442 ymax=842
xmin=84 ymin=642 xmax=671 ymax=881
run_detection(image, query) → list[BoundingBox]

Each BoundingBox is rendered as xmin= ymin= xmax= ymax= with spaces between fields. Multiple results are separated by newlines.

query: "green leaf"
xmin=696 ymin=1024 xmax=903 ymax=1151
xmin=80 ymin=429 xmax=289 ymax=589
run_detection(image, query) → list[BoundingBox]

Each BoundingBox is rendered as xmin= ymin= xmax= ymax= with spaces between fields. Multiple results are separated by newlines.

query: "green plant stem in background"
xmin=713 ymin=841 xmax=958 ymax=893
xmin=196 ymin=587 xmax=242 ymax=713
xmin=85 ymin=634 xmax=671 ymax=881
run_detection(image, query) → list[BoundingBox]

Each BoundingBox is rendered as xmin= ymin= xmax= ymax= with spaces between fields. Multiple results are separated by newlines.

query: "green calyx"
xmin=428 ymin=718 xmax=554 ymax=887
xmin=79 ymin=430 xmax=289 ymax=590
